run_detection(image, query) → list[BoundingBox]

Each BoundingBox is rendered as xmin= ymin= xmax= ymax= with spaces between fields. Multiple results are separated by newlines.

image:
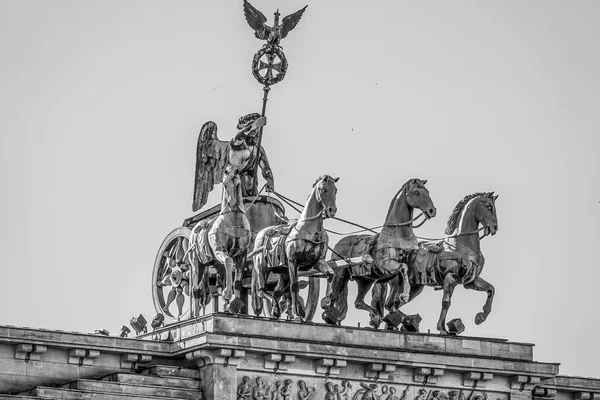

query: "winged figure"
xmin=243 ymin=0 xmax=308 ymax=49
xmin=192 ymin=113 xmax=274 ymax=212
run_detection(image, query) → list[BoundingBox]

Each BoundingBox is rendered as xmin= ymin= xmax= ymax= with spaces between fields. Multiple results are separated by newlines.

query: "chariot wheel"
xmin=260 ymin=276 xmax=320 ymax=322
xmin=152 ymin=227 xmax=193 ymax=322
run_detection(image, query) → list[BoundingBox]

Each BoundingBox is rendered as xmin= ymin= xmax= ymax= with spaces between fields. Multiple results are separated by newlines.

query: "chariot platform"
xmin=0 ymin=314 xmax=598 ymax=400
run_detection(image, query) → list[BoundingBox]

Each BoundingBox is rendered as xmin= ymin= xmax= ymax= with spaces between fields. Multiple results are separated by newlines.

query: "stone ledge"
xmin=0 ymin=325 xmax=173 ymax=355
xmin=141 ymin=313 xmax=558 ymax=377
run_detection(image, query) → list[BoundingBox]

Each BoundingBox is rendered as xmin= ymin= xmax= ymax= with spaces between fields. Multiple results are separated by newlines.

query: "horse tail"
xmin=251 ymin=264 xmax=263 ymax=316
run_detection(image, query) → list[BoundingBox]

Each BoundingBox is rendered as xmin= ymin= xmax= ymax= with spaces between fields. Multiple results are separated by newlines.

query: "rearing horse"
xmin=189 ymin=167 xmax=251 ymax=313
xmin=322 ymin=178 xmax=436 ymax=326
xmin=251 ymin=175 xmax=339 ymax=321
xmin=392 ymin=192 xmax=499 ymax=334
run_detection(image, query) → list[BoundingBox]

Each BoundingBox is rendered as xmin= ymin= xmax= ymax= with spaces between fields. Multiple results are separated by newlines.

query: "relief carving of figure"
xmin=238 ymin=376 xmax=252 ymax=400
xmin=359 ymin=383 xmax=380 ymax=400
xmin=325 ymin=382 xmax=337 ymax=400
xmin=281 ymin=379 xmax=293 ymax=400
xmin=271 ymin=381 xmax=284 ymax=400
xmin=448 ymin=391 xmax=465 ymax=400
xmin=470 ymin=393 xmax=487 ymax=400
xmin=385 ymin=387 xmax=399 ymax=400
xmin=254 ymin=377 xmax=269 ymax=400
xmin=415 ymin=388 xmax=428 ymax=400
xmin=337 ymin=380 xmax=352 ymax=400
xmin=431 ymin=391 xmax=449 ymax=400
xmin=297 ymin=380 xmax=315 ymax=400
xmin=192 ymin=113 xmax=274 ymax=212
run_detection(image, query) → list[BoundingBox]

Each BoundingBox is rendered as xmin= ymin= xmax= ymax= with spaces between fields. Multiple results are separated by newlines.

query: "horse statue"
xmin=321 ymin=178 xmax=436 ymax=326
xmin=188 ymin=166 xmax=251 ymax=315
xmin=251 ymin=175 xmax=339 ymax=321
xmin=376 ymin=192 xmax=499 ymax=334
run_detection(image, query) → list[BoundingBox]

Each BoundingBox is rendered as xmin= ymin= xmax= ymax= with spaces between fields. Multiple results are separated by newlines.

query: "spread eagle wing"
xmin=243 ymin=0 xmax=270 ymax=40
xmin=280 ymin=5 xmax=308 ymax=39
xmin=192 ymin=121 xmax=230 ymax=212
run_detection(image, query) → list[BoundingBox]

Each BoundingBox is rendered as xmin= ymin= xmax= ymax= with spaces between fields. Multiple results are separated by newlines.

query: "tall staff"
xmin=243 ymin=0 xmax=308 ymax=194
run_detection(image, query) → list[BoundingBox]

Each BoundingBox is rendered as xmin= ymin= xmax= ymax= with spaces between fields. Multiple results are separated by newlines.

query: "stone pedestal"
xmin=0 ymin=314 xmax=598 ymax=400
xmin=142 ymin=313 xmax=559 ymax=400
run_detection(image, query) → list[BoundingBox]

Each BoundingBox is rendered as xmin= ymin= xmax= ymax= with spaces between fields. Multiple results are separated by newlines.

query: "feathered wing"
xmin=280 ymin=5 xmax=308 ymax=39
xmin=192 ymin=121 xmax=230 ymax=212
xmin=243 ymin=0 xmax=269 ymax=40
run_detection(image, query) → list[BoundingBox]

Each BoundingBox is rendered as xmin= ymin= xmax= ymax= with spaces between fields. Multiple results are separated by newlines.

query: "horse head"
xmin=475 ymin=192 xmax=499 ymax=236
xmin=312 ymin=175 xmax=339 ymax=219
xmin=404 ymin=178 xmax=437 ymax=219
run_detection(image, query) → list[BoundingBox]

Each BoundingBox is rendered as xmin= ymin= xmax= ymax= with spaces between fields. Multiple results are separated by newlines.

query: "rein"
xmin=271 ymin=191 xmax=428 ymax=235
xmin=384 ymin=212 xmax=426 ymax=228
xmin=417 ymin=226 xmax=489 ymax=243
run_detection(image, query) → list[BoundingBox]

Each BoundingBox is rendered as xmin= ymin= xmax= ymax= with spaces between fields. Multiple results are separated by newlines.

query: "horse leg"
xmin=464 ymin=276 xmax=495 ymax=325
xmin=437 ymin=274 xmax=458 ymax=334
xmin=213 ymin=250 xmax=234 ymax=304
xmin=287 ymin=260 xmax=304 ymax=321
xmin=354 ymin=278 xmax=378 ymax=326
xmin=224 ymin=253 xmax=245 ymax=314
xmin=370 ymin=282 xmax=388 ymax=329
xmin=209 ymin=233 xmax=234 ymax=303
xmin=252 ymin=252 xmax=278 ymax=317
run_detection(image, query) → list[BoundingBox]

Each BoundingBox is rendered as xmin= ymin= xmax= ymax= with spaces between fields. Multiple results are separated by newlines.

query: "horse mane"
xmin=445 ymin=192 xmax=492 ymax=235
xmin=312 ymin=175 xmax=335 ymax=187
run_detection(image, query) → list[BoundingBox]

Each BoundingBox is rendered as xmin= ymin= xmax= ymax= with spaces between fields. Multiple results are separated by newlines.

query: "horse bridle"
xmin=298 ymin=177 xmax=332 ymax=222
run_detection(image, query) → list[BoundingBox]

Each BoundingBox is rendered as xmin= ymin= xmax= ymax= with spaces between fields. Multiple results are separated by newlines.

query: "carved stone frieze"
xmin=236 ymin=374 xmax=509 ymax=400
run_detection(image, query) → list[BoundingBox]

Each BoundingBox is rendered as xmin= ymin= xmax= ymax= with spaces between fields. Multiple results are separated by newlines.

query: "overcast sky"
xmin=1 ymin=1 xmax=599 ymax=378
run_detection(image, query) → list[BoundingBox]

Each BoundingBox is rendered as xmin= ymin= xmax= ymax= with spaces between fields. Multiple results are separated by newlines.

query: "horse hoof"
xmin=475 ymin=312 xmax=486 ymax=325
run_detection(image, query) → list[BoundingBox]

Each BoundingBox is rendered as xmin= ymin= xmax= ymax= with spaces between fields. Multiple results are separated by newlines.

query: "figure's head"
xmin=381 ymin=386 xmax=388 ymax=394
xmin=390 ymin=387 xmax=396 ymax=394
xmin=404 ymin=178 xmax=436 ymax=219
xmin=256 ymin=377 xmax=264 ymax=385
xmin=242 ymin=376 xmax=250 ymax=383
xmin=326 ymin=382 xmax=334 ymax=391
xmin=334 ymin=385 xmax=340 ymax=392
xmin=276 ymin=381 xmax=283 ymax=388
xmin=284 ymin=379 xmax=292 ymax=388
xmin=237 ymin=112 xmax=261 ymax=135
xmin=312 ymin=175 xmax=339 ymax=218
xmin=298 ymin=380 xmax=306 ymax=389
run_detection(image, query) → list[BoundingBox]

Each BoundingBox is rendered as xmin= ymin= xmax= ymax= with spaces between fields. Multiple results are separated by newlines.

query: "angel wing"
xmin=192 ymin=121 xmax=230 ymax=212
xmin=280 ymin=5 xmax=308 ymax=39
xmin=243 ymin=0 xmax=269 ymax=40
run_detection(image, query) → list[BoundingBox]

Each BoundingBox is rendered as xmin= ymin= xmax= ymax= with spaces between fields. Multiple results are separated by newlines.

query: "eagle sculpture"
xmin=243 ymin=0 xmax=308 ymax=49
